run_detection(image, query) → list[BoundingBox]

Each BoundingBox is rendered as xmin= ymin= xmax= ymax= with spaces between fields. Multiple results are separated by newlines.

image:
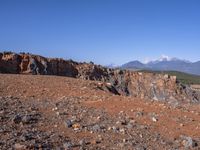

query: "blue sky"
xmin=0 ymin=0 xmax=200 ymax=65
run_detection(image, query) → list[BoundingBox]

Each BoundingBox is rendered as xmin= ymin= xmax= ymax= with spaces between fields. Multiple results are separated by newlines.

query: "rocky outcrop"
xmin=0 ymin=51 xmax=199 ymax=103
xmin=0 ymin=52 xmax=78 ymax=76
xmin=0 ymin=52 xmax=21 ymax=73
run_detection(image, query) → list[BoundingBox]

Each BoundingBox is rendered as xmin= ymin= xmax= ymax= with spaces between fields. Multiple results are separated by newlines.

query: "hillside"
xmin=1 ymin=74 xmax=200 ymax=149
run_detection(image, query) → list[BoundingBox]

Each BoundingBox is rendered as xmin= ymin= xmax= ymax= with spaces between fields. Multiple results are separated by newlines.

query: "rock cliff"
xmin=0 ymin=51 xmax=199 ymax=104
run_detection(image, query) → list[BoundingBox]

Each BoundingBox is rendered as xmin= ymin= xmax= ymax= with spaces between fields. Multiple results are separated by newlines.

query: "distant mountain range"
xmin=121 ymin=56 xmax=200 ymax=75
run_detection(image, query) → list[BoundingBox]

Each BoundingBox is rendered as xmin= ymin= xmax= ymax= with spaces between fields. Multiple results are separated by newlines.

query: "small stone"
xmin=119 ymin=128 xmax=125 ymax=134
xmin=63 ymin=141 xmax=72 ymax=149
xmin=72 ymin=123 xmax=81 ymax=131
xmin=20 ymin=133 xmax=33 ymax=141
xmin=119 ymin=143 xmax=125 ymax=147
xmin=54 ymin=107 xmax=58 ymax=111
xmin=135 ymin=146 xmax=146 ymax=150
xmin=12 ymin=114 xmax=22 ymax=124
xmin=79 ymin=139 xmax=86 ymax=146
xmin=97 ymin=82 xmax=103 ymax=86
xmin=152 ymin=117 xmax=158 ymax=122
xmin=22 ymin=115 xmax=34 ymax=124
xmin=112 ymin=126 xmax=119 ymax=132
xmin=91 ymin=139 xmax=101 ymax=144
xmin=97 ymin=116 xmax=101 ymax=120
xmin=14 ymin=143 xmax=26 ymax=149
xmin=129 ymin=119 xmax=136 ymax=124
xmin=106 ymin=82 xmax=112 ymax=86
xmin=136 ymin=111 xmax=144 ymax=117
xmin=65 ymin=120 xmax=73 ymax=128
xmin=116 ymin=121 xmax=121 ymax=125
xmin=97 ymin=134 xmax=102 ymax=141
xmin=92 ymin=124 xmax=101 ymax=132
xmin=126 ymin=123 xmax=133 ymax=129
xmin=182 ymin=136 xmax=198 ymax=148
xmin=119 ymin=111 xmax=124 ymax=114
xmin=107 ymin=127 xmax=112 ymax=131
xmin=121 ymin=119 xmax=128 ymax=125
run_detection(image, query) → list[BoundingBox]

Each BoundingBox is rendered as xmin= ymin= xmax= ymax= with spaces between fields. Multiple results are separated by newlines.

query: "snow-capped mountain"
xmin=121 ymin=56 xmax=200 ymax=75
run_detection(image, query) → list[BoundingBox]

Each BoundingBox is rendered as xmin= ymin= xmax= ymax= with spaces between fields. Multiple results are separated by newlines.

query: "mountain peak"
xmin=144 ymin=55 xmax=174 ymax=64
xmin=159 ymin=55 xmax=172 ymax=61
xmin=145 ymin=55 xmax=191 ymax=64
xmin=122 ymin=56 xmax=199 ymax=75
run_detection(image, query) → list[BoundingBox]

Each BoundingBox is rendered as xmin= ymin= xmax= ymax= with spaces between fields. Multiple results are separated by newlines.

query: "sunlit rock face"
xmin=0 ymin=51 xmax=199 ymax=103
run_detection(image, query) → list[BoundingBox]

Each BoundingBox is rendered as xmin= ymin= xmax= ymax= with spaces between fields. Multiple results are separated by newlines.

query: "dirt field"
xmin=1 ymin=74 xmax=200 ymax=149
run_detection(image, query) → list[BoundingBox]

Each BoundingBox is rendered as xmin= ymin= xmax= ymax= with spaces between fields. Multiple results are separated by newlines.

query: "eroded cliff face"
xmin=0 ymin=52 xmax=79 ymax=76
xmin=0 ymin=52 xmax=199 ymax=103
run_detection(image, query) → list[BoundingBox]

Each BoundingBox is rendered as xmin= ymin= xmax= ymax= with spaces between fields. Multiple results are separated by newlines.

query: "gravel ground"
xmin=0 ymin=74 xmax=200 ymax=149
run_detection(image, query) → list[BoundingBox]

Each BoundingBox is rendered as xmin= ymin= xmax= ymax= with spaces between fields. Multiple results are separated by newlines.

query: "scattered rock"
xmin=63 ymin=141 xmax=73 ymax=149
xmin=65 ymin=120 xmax=73 ymax=128
xmin=91 ymin=124 xmax=101 ymax=132
xmin=79 ymin=139 xmax=86 ymax=146
xmin=22 ymin=114 xmax=38 ymax=124
xmin=1 ymin=61 xmax=200 ymax=149
xmin=14 ymin=143 xmax=26 ymax=149
xmin=152 ymin=117 xmax=158 ymax=122
xmin=72 ymin=123 xmax=81 ymax=131
xmin=12 ymin=114 xmax=22 ymax=124
xmin=181 ymin=136 xmax=198 ymax=148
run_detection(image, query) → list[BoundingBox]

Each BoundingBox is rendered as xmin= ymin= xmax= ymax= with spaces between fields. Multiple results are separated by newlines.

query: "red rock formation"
xmin=0 ymin=51 xmax=199 ymax=103
xmin=0 ymin=52 xmax=78 ymax=76
xmin=0 ymin=52 xmax=20 ymax=73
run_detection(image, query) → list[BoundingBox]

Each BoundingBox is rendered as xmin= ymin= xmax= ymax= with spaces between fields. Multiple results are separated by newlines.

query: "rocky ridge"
xmin=0 ymin=51 xmax=199 ymax=104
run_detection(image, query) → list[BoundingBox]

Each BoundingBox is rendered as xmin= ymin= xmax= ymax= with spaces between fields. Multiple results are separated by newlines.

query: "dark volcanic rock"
xmin=12 ymin=114 xmax=22 ymax=124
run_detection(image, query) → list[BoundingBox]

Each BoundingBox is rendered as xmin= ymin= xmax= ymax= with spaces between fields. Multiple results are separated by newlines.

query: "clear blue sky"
xmin=0 ymin=0 xmax=200 ymax=65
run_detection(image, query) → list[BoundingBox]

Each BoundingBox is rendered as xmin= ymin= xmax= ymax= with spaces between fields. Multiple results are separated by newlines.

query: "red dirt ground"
xmin=1 ymin=74 xmax=200 ymax=149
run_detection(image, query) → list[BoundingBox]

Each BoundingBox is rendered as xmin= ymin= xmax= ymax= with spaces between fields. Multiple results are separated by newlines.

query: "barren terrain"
xmin=1 ymin=74 xmax=200 ymax=149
